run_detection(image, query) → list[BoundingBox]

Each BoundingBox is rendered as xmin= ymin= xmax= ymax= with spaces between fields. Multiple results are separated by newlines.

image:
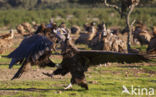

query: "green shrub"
xmin=0 ymin=8 xmax=155 ymax=29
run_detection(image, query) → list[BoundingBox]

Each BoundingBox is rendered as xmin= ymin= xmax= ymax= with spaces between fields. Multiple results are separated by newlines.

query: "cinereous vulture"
xmin=7 ymin=34 xmax=56 ymax=80
xmin=44 ymin=34 xmax=149 ymax=90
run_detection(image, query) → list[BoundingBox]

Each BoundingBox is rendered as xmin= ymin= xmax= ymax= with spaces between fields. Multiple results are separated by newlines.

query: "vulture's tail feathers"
xmin=11 ymin=61 xmax=30 ymax=80
xmin=11 ymin=64 xmax=25 ymax=80
xmin=9 ymin=58 xmax=20 ymax=69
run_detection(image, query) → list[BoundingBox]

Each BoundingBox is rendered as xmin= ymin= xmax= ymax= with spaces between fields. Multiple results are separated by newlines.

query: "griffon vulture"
xmin=0 ymin=29 xmax=14 ymax=39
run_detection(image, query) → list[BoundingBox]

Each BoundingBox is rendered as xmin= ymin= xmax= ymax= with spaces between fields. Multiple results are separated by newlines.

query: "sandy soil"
xmin=0 ymin=63 xmax=155 ymax=81
xmin=0 ymin=68 xmax=66 ymax=81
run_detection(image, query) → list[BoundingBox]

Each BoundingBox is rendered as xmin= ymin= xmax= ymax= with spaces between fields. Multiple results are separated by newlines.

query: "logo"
xmin=122 ymin=85 xmax=155 ymax=96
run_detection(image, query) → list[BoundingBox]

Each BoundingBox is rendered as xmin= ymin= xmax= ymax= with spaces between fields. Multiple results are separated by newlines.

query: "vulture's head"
xmin=35 ymin=23 xmax=46 ymax=35
xmin=60 ymin=33 xmax=78 ymax=57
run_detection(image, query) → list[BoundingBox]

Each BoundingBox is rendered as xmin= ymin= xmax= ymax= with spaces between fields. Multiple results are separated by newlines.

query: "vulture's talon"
xmin=11 ymin=78 xmax=15 ymax=80
xmin=64 ymin=83 xmax=72 ymax=90
xmin=42 ymin=72 xmax=53 ymax=78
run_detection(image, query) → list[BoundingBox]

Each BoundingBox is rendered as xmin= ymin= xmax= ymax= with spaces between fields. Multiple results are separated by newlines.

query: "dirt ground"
xmin=0 ymin=63 xmax=155 ymax=97
xmin=0 ymin=67 xmax=68 ymax=81
xmin=0 ymin=62 xmax=155 ymax=81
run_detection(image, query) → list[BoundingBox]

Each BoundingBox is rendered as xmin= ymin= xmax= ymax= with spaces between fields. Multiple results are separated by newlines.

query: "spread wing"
xmin=9 ymin=58 xmax=22 ymax=69
xmin=78 ymin=50 xmax=149 ymax=65
xmin=7 ymin=34 xmax=53 ymax=68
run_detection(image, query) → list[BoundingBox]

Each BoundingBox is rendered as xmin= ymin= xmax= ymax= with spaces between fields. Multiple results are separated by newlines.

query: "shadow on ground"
xmin=0 ymin=88 xmax=89 ymax=92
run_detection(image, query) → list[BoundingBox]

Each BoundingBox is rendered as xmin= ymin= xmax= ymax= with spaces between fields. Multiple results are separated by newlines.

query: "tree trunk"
xmin=126 ymin=4 xmax=135 ymax=52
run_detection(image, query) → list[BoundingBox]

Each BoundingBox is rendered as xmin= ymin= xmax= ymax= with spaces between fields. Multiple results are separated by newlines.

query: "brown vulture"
xmin=147 ymin=36 xmax=156 ymax=54
xmin=44 ymin=34 xmax=149 ymax=90
xmin=7 ymin=34 xmax=56 ymax=80
xmin=0 ymin=29 xmax=14 ymax=40
xmin=34 ymin=23 xmax=46 ymax=35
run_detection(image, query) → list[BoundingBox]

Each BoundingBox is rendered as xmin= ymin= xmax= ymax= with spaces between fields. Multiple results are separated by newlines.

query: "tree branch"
xmin=104 ymin=0 xmax=121 ymax=14
xmin=131 ymin=19 xmax=136 ymax=27
xmin=126 ymin=4 xmax=136 ymax=28
xmin=126 ymin=2 xmax=139 ymax=51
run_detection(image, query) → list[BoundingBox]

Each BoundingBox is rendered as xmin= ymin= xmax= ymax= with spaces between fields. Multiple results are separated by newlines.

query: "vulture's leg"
xmin=42 ymin=68 xmax=61 ymax=78
xmin=64 ymin=77 xmax=76 ymax=90
xmin=64 ymin=83 xmax=72 ymax=90
xmin=43 ymin=68 xmax=68 ymax=78
xmin=75 ymin=77 xmax=88 ymax=90
xmin=42 ymin=72 xmax=53 ymax=78
xmin=66 ymin=71 xmax=88 ymax=90
xmin=11 ymin=60 xmax=30 ymax=80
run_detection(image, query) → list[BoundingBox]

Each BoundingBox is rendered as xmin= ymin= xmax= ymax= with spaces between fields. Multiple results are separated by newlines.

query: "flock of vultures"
xmin=0 ymin=20 xmax=156 ymax=90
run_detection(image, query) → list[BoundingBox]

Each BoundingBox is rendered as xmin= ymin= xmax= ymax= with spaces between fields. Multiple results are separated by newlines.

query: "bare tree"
xmin=104 ymin=0 xmax=140 ymax=52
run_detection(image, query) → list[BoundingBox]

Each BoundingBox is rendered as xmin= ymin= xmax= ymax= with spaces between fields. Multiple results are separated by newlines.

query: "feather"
xmin=78 ymin=50 xmax=149 ymax=65
xmin=9 ymin=58 xmax=21 ymax=69
xmin=8 ymin=35 xmax=53 ymax=59
xmin=7 ymin=34 xmax=56 ymax=71
xmin=11 ymin=60 xmax=31 ymax=80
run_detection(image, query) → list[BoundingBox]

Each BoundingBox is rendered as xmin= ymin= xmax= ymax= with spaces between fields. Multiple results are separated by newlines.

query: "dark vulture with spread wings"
xmin=44 ymin=37 xmax=149 ymax=90
xmin=7 ymin=34 xmax=56 ymax=80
